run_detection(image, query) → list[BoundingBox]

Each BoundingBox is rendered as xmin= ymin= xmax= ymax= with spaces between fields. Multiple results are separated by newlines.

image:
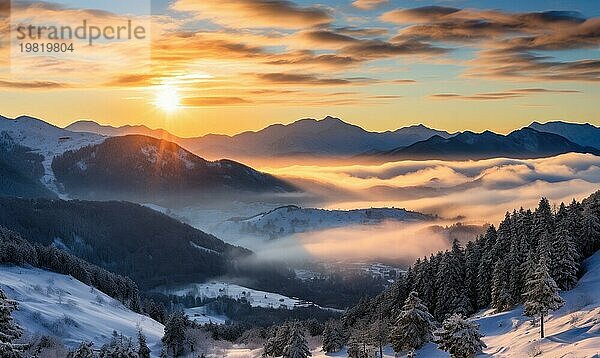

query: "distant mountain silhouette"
xmin=376 ymin=127 xmax=600 ymax=160
xmin=66 ymin=116 xmax=453 ymax=159
xmin=529 ymin=121 xmax=600 ymax=149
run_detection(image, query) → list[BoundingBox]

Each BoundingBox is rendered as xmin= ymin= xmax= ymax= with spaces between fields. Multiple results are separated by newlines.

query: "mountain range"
xmin=66 ymin=116 xmax=600 ymax=161
xmin=376 ymin=127 xmax=600 ymax=160
xmin=67 ymin=116 xmax=454 ymax=159
xmin=0 ymin=115 xmax=296 ymax=203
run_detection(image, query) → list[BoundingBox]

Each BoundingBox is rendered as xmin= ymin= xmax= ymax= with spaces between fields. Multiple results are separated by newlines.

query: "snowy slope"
xmin=220 ymin=250 xmax=600 ymax=358
xmin=0 ymin=265 xmax=164 ymax=355
xmin=474 ymin=249 xmax=600 ymax=357
xmin=212 ymin=205 xmax=432 ymax=240
xmin=0 ymin=116 xmax=104 ymax=194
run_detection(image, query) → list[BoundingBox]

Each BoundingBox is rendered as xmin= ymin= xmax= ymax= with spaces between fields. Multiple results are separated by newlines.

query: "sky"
xmin=0 ymin=0 xmax=598 ymax=137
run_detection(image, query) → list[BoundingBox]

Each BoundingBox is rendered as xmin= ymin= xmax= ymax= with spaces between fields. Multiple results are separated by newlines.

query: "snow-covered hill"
xmin=0 ymin=115 xmax=104 ymax=194
xmin=211 ymin=205 xmax=432 ymax=240
xmin=0 ymin=265 xmax=164 ymax=354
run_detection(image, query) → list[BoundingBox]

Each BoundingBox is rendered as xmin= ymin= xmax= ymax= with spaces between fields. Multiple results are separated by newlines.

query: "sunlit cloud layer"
xmin=263 ymin=153 xmax=600 ymax=223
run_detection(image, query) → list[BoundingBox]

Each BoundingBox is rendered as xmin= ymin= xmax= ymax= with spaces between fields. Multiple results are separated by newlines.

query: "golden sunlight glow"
xmin=154 ymin=85 xmax=181 ymax=112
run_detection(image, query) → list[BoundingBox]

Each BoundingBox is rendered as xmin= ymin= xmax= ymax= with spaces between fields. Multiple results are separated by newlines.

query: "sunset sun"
xmin=154 ymin=85 xmax=181 ymax=112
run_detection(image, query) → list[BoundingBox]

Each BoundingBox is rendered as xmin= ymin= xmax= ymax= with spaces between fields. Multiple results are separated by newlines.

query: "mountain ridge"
xmin=376 ymin=127 xmax=600 ymax=160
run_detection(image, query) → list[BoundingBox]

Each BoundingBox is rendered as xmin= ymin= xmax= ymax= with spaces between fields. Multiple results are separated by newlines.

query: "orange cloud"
xmin=171 ymin=0 xmax=332 ymax=29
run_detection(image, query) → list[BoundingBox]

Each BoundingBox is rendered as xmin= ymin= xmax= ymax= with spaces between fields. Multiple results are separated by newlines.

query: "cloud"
xmin=256 ymin=72 xmax=372 ymax=86
xmin=383 ymin=6 xmax=599 ymax=82
xmin=262 ymin=153 xmax=600 ymax=223
xmin=0 ymin=80 xmax=68 ymax=89
xmin=182 ymin=97 xmax=250 ymax=106
xmin=171 ymin=0 xmax=332 ymax=29
xmin=381 ymin=6 xmax=460 ymax=23
xmin=352 ymin=0 xmax=388 ymax=11
xmin=340 ymin=39 xmax=448 ymax=59
xmin=429 ymin=88 xmax=581 ymax=101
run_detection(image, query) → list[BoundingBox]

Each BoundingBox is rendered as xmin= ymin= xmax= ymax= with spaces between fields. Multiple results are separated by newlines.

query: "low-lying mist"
xmin=169 ymin=153 xmax=599 ymax=267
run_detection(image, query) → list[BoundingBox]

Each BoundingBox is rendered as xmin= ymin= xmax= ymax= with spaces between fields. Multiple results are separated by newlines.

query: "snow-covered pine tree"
xmin=0 ymin=288 xmax=23 ymax=358
xmin=477 ymin=225 xmax=497 ymax=307
xmin=491 ymin=259 xmax=512 ymax=311
xmin=552 ymin=215 xmax=579 ymax=290
xmin=322 ymin=320 xmax=344 ymax=353
xmin=435 ymin=314 xmax=486 ymax=358
xmin=137 ymin=327 xmax=151 ymax=358
xmin=69 ymin=342 xmax=95 ymax=358
xmin=464 ymin=241 xmax=481 ymax=311
xmin=434 ymin=240 xmax=471 ymax=319
xmin=580 ymin=206 xmax=600 ymax=258
xmin=389 ymin=291 xmax=436 ymax=352
xmin=263 ymin=322 xmax=292 ymax=357
xmin=346 ymin=327 xmax=374 ymax=358
xmin=522 ymin=253 xmax=565 ymax=338
xmin=99 ymin=331 xmax=138 ymax=358
xmin=283 ymin=322 xmax=311 ymax=358
xmin=162 ymin=311 xmax=188 ymax=357
xmin=369 ymin=315 xmax=388 ymax=358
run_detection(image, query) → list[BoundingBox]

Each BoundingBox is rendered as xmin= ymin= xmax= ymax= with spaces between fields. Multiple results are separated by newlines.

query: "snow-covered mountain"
xmin=211 ymin=205 xmax=432 ymax=240
xmin=529 ymin=120 xmax=600 ymax=149
xmin=0 ymin=115 xmax=104 ymax=195
xmin=51 ymin=135 xmax=297 ymax=202
xmin=66 ymin=120 xmax=180 ymax=142
xmin=0 ymin=265 xmax=164 ymax=354
xmin=66 ymin=116 xmax=453 ymax=160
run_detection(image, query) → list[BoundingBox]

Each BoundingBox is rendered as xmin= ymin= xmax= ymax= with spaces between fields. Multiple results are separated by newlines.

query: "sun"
xmin=154 ymin=85 xmax=181 ymax=112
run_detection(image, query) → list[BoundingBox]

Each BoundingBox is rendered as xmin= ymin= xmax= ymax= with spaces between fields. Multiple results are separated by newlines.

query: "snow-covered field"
xmin=0 ymin=265 xmax=164 ymax=355
xmin=162 ymin=281 xmax=321 ymax=310
xmin=211 ymin=205 xmax=431 ymax=241
xmin=0 ymin=116 xmax=104 ymax=195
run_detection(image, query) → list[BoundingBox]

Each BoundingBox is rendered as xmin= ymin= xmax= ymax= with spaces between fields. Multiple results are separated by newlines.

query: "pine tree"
xmin=322 ymin=320 xmax=344 ymax=353
xmin=491 ymin=259 xmax=512 ymax=311
xmin=137 ymin=327 xmax=151 ymax=358
xmin=464 ymin=241 xmax=481 ymax=311
xmin=162 ymin=311 xmax=188 ymax=357
xmin=435 ymin=314 xmax=486 ymax=358
xmin=0 ymin=288 xmax=23 ymax=358
xmin=477 ymin=226 xmax=497 ymax=307
xmin=552 ymin=217 xmax=579 ymax=290
xmin=99 ymin=332 xmax=138 ymax=358
xmin=283 ymin=322 xmax=311 ymax=358
xmin=390 ymin=291 xmax=436 ymax=352
xmin=580 ymin=207 xmax=600 ymax=257
xmin=347 ymin=327 xmax=373 ymax=358
xmin=69 ymin=342 xmax=95 ymax=358
xmin=522 ymin=253 xmax=565 ymax=338
xmin=435 ymin=241 xmax=471 ymax=319
xmin=263 ymin=322 xmax=292 ymax=357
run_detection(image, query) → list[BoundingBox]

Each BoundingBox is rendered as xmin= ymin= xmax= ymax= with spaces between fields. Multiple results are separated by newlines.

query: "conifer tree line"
xmin=0 ymin=227 xmax=141 ymax=312
xmin=342 ymin=191 xmax=600 ymax=350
